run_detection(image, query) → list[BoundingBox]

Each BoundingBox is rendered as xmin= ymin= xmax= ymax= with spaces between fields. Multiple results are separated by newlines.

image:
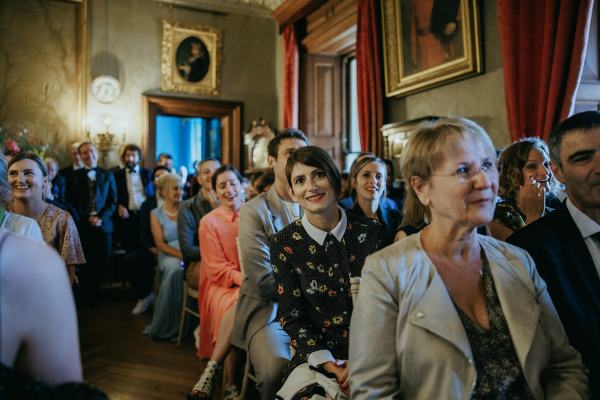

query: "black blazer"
xmin=508 ymin=202 xmax=600 ymax=397
xmin=51 ymin=175 xmax=67 ymax=202
xmin=347 ymin=202 xmax=401 ymax=248
xmin=114 ymin=167 xmax=154 ymax=211
xmin=66 ymin=167 xmax=117 ymax=233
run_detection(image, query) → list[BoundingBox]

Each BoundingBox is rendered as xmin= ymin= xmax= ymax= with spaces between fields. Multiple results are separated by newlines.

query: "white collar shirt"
xmin=125 ymin=165 xmax=146 ymax=211
xmin=301 ymin=206 xmax=347 ymax=245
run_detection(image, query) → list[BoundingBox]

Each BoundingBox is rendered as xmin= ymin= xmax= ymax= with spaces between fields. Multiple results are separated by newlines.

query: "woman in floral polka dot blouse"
xmin=270 ymin=146 xmax=381 ymax=400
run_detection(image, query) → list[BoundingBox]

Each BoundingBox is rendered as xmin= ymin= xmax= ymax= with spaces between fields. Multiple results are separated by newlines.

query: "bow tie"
xmin=127 ymin=168 xmax=136 ymax=173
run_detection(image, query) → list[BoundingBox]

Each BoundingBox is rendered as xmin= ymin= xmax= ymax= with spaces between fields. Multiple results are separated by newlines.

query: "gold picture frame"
xmin=381 ymin=0 xmax=482 ymax=97
xmin=161 ymin=20 xmax=223 ymax=96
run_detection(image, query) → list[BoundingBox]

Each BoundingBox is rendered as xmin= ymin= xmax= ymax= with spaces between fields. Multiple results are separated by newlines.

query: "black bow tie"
xmin=127 ymin=168 xmax=136 ymax=173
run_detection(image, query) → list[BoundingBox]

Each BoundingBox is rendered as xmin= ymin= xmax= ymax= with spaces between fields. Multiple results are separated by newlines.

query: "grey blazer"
xmin=231 ymin=186 xmax=298 ymax=350
xmin=349 ymin=233 xmax=589 ymax=400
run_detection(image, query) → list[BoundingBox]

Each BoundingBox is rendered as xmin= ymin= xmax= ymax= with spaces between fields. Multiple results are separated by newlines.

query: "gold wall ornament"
xmin=161 ymin=20 xmax=223 ymax=96
xmin=380 ymin=0 xmax=483 ymax=97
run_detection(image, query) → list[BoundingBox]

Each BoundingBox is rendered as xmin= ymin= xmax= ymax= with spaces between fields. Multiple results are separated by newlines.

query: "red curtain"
xmin=497 ymin=0 xmax=593 ymax=141
xmin=356 ymin=0 xmax=384 ymax=153
xmin=283 ymin=25 xmax=299 ymax=129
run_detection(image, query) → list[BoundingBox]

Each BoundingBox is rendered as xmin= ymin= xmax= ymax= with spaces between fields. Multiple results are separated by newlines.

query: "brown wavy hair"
xmin=497 ymin=137 xmax=554 ymax=204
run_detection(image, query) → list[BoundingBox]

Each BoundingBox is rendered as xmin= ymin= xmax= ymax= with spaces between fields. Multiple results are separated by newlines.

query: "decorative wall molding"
xmin=154 ymin=0 xmax=284 ymax=18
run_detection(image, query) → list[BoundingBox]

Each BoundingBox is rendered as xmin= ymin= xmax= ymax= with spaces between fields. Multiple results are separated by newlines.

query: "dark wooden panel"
xmin=301 ymin=54 xmax=343 ymax=167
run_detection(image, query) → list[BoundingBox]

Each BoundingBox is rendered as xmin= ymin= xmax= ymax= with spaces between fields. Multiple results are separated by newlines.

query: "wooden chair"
xmin=176 ymin=281 xmax=199 ymax=347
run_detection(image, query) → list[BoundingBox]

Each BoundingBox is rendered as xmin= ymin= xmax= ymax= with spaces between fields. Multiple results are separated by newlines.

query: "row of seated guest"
xmin=186 ymin=120 xmax=593 ymax=399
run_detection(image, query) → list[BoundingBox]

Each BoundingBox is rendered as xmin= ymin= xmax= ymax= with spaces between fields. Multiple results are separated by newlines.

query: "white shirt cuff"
xmin=307 ymin=349 xmax=335 ymax=367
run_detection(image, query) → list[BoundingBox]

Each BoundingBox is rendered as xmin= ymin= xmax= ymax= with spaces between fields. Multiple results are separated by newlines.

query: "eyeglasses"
xmin=432 ymin=160 xmax=498 ymax=183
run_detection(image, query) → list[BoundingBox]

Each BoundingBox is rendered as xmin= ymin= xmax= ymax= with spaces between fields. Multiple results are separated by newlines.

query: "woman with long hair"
xmin=489 ymin=137 xmax=556 ymax=240
xmin=8 ymin=152 xmax=84 ymax=284
xmin=347 ymin=156 xmax=401 ymax=247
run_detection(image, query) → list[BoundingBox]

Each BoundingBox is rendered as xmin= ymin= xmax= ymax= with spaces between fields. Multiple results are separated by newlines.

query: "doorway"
xmin=142 ymin=94 xmax=243 ymax=170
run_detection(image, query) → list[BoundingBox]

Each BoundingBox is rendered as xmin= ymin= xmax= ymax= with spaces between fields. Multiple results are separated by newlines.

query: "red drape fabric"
xmin=497 ymin=0 xmax=593 ymax=141
xmin=283 ymin=25 xmax=299 ymax=129
xmin=356 ymin=0 xmax=384 ymax=153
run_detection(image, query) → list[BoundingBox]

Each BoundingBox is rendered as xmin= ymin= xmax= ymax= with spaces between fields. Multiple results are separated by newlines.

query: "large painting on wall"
xmin=161 ymin=21 xmax=222 ymax=96
xmin=381 ymin=0 xmax=482 ymax=97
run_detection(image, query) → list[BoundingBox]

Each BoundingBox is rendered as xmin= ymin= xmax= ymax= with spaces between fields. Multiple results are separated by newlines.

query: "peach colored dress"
xmin=197 ymin=207 xmax=242 ymax=358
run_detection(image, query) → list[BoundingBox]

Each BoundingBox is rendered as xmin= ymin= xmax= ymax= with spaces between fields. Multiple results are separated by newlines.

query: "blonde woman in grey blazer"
xmin=349 ymin=118 xmax=589 ymax=399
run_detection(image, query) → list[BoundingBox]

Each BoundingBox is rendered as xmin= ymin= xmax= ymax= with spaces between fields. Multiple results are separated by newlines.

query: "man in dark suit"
xmin=67 ymin=141 xmax=117 ymax=305
xmin=508 ymin=111 xmax=600 ymax=397
xmin=59 ymin=141 xmax=84 ymax=184
xmin=113 ymin=144 xmax=154 ymax=251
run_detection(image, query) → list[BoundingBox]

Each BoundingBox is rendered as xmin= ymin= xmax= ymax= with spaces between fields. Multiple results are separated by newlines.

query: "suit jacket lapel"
xmin=557 ymin=205 xmax=600 ymax=314
xmin=94 ymin=168 xmax=103 ymax=207
xmin=266 ymin=186 xmax=288 ymax=231
xmin=483 ymin=241 xmax=541 ymax=369
xmin=410 ymin=271 xmax=473 ymax=360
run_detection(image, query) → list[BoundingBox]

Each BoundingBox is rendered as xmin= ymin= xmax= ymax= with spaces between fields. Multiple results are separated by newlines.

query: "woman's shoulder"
xmin=347 ymin=212 xmax=379 ymax=232
xmin=200 ymin=207 xmax=225 ymax=224
xmin=3 ymin=212 xmax=43 ymax=241
xmin=478 ymin=234 xmax=536 ymax=277
xmin=272 ymin=219 xmax=304 ymax=244
xmin=42 ymin=203 xmax=71 ymax=222
xmin=364 ymin=234 xmax=427 ymax=273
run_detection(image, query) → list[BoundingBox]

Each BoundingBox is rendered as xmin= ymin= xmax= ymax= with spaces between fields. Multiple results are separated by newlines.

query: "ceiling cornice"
xmin=154 ymin=0 xmax=284 ymax=18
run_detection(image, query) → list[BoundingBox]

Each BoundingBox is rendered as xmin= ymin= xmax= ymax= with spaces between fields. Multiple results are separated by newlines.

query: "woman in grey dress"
xmin=144 ymin=172 xmax=184 ymax=339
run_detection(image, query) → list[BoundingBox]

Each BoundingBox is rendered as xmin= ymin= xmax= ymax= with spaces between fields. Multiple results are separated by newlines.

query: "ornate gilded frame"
xmin=160 ymin=20 xmax=223 ymax=96
xmin=381 ymin=0 xmax=482 ymax=97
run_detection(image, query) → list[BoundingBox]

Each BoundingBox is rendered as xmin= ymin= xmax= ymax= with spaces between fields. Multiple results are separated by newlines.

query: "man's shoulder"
xmin=241 ymin=191 xmax=279 ymax=218
xmin=509 ymin=206 xmax=569 ymax=247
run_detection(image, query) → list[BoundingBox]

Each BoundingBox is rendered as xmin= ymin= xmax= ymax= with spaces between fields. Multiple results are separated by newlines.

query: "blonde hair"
xmin=400 ymin=117 xmax=496 ymax=228
xmin=155 ymin=172 xmax=181 ymax=199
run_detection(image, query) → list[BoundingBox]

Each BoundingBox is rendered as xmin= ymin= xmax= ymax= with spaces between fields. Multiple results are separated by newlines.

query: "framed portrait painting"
xmin=161 ymin=21 xmax=223 ymax=96
xmin=381 ymin=0 xmax=482 ymax=97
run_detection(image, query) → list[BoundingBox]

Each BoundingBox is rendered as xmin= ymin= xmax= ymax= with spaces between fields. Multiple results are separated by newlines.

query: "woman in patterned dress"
xmin=349 ymin=118 xmax=588 ymax=399
xmin=187 ymin=165 xmax=244 ymax=400
xmin=7 ymin=152 xmax=84 ymax=284
xmin=271 ymin=146 xmax=381 ymax=400
xmin=489 ymin=137 xmax=556 ymax=241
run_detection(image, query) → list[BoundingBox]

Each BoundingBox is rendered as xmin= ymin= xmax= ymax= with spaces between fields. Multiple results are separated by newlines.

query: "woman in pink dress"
xmin=188 ymin=165 xmax=244 ymax=400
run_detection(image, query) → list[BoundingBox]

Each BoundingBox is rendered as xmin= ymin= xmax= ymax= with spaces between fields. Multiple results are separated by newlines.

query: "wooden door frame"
xmin=142 ymin=94 xmax=243 ymax=170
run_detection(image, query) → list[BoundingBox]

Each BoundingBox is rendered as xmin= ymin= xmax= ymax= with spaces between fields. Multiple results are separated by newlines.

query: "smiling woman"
xmin=489 ymin=138 xmax=557 ymax=241
xmin=270 ymin=146 xmax=382 ymax=400
xmin=347 ymin=156 xmax=401 ymax=247
xmin=189 ymin=164 xmax=245 ymax=400
xmin=7 ymin=152 xmax=85 ymax=284
xmin=349 ymin=117 xmax=588 ymax=399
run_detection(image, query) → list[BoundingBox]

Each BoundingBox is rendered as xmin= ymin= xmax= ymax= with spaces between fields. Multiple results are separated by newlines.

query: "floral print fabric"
xmin=271 ymin=213 xmax=381 ymax=379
